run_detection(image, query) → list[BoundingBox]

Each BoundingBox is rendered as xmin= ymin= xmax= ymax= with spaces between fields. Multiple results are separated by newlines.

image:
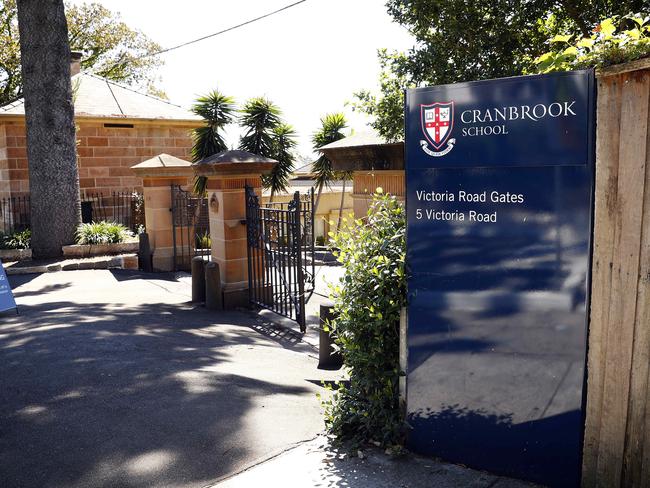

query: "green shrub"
xmin=533 ymin=13 xmax=650 ymax=73
xmin=196 ymin=231 xmax=211 ymax=250
xmin=75 ymin=221 xmax=132 ymax=245
xmin=0 ymin=229 xmax=31 ymax=250
xmin=322 ymin=192 xmax=407 ymax=448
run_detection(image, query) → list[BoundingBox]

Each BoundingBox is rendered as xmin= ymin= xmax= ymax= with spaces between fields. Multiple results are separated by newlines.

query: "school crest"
xmin=420 ymin=102 xmax=456 ymax=157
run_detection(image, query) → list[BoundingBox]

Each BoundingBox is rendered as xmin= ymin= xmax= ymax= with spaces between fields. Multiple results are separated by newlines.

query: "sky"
xmin=68 ymin=0 xmax=414 ymax=157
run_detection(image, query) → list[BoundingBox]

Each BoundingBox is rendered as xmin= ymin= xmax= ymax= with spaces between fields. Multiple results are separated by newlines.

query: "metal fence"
xmin=170 ymin=185 xmax=211 ymax=271
xmin=81 ymin=191 xmax=144 ymax=233
xmin=245 ymin=186 xmax=315 ymax=332
xmin=0 ymin=191 xmax=144 ymax=236
xmin=0 ymin=195 xmax=30 ymax=235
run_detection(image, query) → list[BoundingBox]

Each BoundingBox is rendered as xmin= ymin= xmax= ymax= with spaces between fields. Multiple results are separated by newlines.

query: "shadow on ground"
xmin=0 ymin=271 xmax=328 ymax=488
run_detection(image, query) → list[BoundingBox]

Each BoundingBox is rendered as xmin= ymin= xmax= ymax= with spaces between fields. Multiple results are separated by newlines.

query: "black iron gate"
xmin=171 ymin=185 xmax=211 ymax=271
xmin=245 ymin=185 xmax=315 ymax=332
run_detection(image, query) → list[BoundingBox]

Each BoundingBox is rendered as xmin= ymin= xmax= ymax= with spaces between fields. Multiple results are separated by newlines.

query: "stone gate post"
xmin=131 ymin=154 xmax=192 ymax=271
xmin=193 ymin=150 xmax=277 ymax=309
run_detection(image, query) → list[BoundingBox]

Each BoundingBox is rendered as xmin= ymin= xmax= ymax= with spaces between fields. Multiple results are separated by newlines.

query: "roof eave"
xmin=0 ymin=113 xmax=204 ymax=126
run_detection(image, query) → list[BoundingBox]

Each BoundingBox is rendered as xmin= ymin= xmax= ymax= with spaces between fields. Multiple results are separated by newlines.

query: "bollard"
xmin=191 ymin=256 xmax=207 ymax=303
xmin=138 ymin=232 xmax=153 ymax=272
xmin=205 ymin=261 xmax=223 ymax=310
xmin=318 ymin=301 xmax=343 ymax=370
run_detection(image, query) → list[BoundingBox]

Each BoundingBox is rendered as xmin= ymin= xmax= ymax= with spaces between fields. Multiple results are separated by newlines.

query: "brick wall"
xmin=0 ymin=119 xmax=198 ymax=196
xmin=2 ymin=122 xmax=27 ymax=195
xmin=0 ymin=125 xmax=9 ymax=199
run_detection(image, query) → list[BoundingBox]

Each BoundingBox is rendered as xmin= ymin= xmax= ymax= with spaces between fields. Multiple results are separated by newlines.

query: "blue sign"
xmin=0 ymin=261 xmax=16 ymax=313
xmin=405 ymin=70 xmax=594 ymax=488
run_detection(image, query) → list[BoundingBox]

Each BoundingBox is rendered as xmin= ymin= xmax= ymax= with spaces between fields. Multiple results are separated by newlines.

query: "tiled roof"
xmin=131 ymin=153 xmax=191 ymax=169
xmin=0 ymin=73 xmax=201 ymax=122
xmin=193 ymin=150 xmax=278 ymax=166
xmin=292 ymin=161 xmax=314 ymax=175
xmin=318 ymin=130 xmax=403 ymax=150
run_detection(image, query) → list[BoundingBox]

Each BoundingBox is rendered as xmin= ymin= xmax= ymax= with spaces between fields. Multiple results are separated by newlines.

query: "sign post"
xmin=0 ymin=261 xmax=17 ymax=314
xmin=405 ymin=71 xmax=595 ymax=488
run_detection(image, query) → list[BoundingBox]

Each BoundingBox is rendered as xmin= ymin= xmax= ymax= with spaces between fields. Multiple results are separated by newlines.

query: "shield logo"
xmin=421 ymin=102 xmax=454 ymax=150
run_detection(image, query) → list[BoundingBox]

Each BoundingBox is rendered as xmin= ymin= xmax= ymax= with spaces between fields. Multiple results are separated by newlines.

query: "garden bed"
xmin=62 ymin=240 xmax=138 ymax=258
xmin=0 ymin=248 xmax=32 ymax=262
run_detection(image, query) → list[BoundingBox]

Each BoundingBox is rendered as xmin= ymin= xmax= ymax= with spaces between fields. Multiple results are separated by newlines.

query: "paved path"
xmin=212 ymin=436 xmax=540 ymax=488
xmin=0 ymin=270 xmax=339 ymax=488
xmin=1 ymin=267 xmax=542 ymax=488
xmin=257 ymin=264 xmax=344 ymax=349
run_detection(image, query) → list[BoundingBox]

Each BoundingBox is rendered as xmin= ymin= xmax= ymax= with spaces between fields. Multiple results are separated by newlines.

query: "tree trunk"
xmin=336 ymin=178 xmax=347 ymax=233
xmin=314 ymin=181 xmax=324 ymax=216
xmin=17 ymin=0 xmax=80 ymax=258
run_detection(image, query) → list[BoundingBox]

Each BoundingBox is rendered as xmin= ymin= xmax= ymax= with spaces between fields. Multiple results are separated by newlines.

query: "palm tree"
xmin=16 ymin=0 xmax=80 ymax=257
xmin=311 ymin=113 xmax=347 ymax=216
xmin=240 ymin=97 xmax=295 ymax=199
xmin=190 ymin=89 xmax=236 ymax=195
xmin=266 ymin=123 xmax=297 ymax=202
xmin=239 ymin=97 xmax=281 ymax=155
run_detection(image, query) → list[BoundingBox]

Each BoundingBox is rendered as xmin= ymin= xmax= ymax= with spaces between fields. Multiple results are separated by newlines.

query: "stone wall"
xmin=0 ymin=119 xmax=198 ymax=196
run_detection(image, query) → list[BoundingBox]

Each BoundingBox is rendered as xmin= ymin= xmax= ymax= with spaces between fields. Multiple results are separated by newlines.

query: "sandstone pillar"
xmin=193 ymin=150 xmax=276 ymax=309
xmin=131 ymin=154 xmax=192 ymax=271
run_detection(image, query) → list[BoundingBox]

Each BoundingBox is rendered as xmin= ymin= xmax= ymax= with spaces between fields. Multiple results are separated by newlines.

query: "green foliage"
xmin=264 ymin=123 xmax=297 ymax=199
xmin=0 ymin=0 xmax=21 ymax=105
xmin=239 ymin=97 xmax=282 ymax=156
xmin=533 ymin=13 xmax=650 ymax=72
xmin=315 ymin=235 xmax=326 ymax=246
xmin=0 ymin=1 xmax=164 ymax=105
xmin=355 ymin=0 xmax=645 ymax=141
xmin=239 ymin=97 xmax=297 ymax=199
xmin=353 ymin=51 xmax=412 ymax=143
xmin=75 ymin=221 xmax=132 ymax=245
xmin=322 ymin=193 xmax=407 ymax=448
xmin=191 ymin=93 xmax=298 ymax=198
xmin=312 ymin=113 xmax=347 ymax=192
xmin=191 ymin=89 xmax=236 ymax=196
xmin=195 ymin=231 xmax=211 ymax=250
xmin=0 ymin=229 xmax=31 ymax=249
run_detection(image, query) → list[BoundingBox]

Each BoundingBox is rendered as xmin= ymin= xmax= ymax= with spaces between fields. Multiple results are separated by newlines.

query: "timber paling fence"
xmin=582 ymin=58 xmax=650 ymax=488
xmin=0 ymin=191 xmax=144 ymax=235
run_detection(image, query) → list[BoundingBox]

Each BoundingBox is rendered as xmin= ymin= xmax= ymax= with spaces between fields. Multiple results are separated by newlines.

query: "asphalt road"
xmin=0 ymin=269 xmax=336 ymax=488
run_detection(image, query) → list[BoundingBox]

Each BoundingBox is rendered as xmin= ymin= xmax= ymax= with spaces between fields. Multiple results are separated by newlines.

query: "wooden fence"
xmin=582 ymin=58 xmax=650 ymax=487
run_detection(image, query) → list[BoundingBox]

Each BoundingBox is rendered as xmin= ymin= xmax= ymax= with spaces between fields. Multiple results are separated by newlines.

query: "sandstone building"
xmin=0 ymin=55 xmax=202 ymax=200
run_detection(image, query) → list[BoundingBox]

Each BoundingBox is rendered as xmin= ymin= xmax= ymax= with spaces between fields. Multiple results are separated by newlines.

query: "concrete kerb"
xmin=3 ymin=253 xmax=139 ymax=275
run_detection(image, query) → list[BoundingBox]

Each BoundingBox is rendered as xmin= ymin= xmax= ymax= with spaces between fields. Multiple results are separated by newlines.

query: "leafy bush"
xmin=196 ymin=231 xmax=211 ymax=250
xmin=75 ymin=221 xmax=133 ymax=245
xmin=534 ymin=13 xmax=650 ymax=73
xmin=322 ymin=192 xmax=407 ymax=448
xmin=0 ymin=229 xmax=31 ymax=250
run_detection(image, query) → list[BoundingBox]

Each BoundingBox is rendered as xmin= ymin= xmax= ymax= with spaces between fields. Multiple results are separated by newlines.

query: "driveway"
xmin=0 ymin=269 xmax=336 ymax=488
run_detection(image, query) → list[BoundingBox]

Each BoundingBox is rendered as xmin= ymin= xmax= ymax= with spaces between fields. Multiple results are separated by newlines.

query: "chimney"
xmin=70 ymin=51 xmax=82 ymax=76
